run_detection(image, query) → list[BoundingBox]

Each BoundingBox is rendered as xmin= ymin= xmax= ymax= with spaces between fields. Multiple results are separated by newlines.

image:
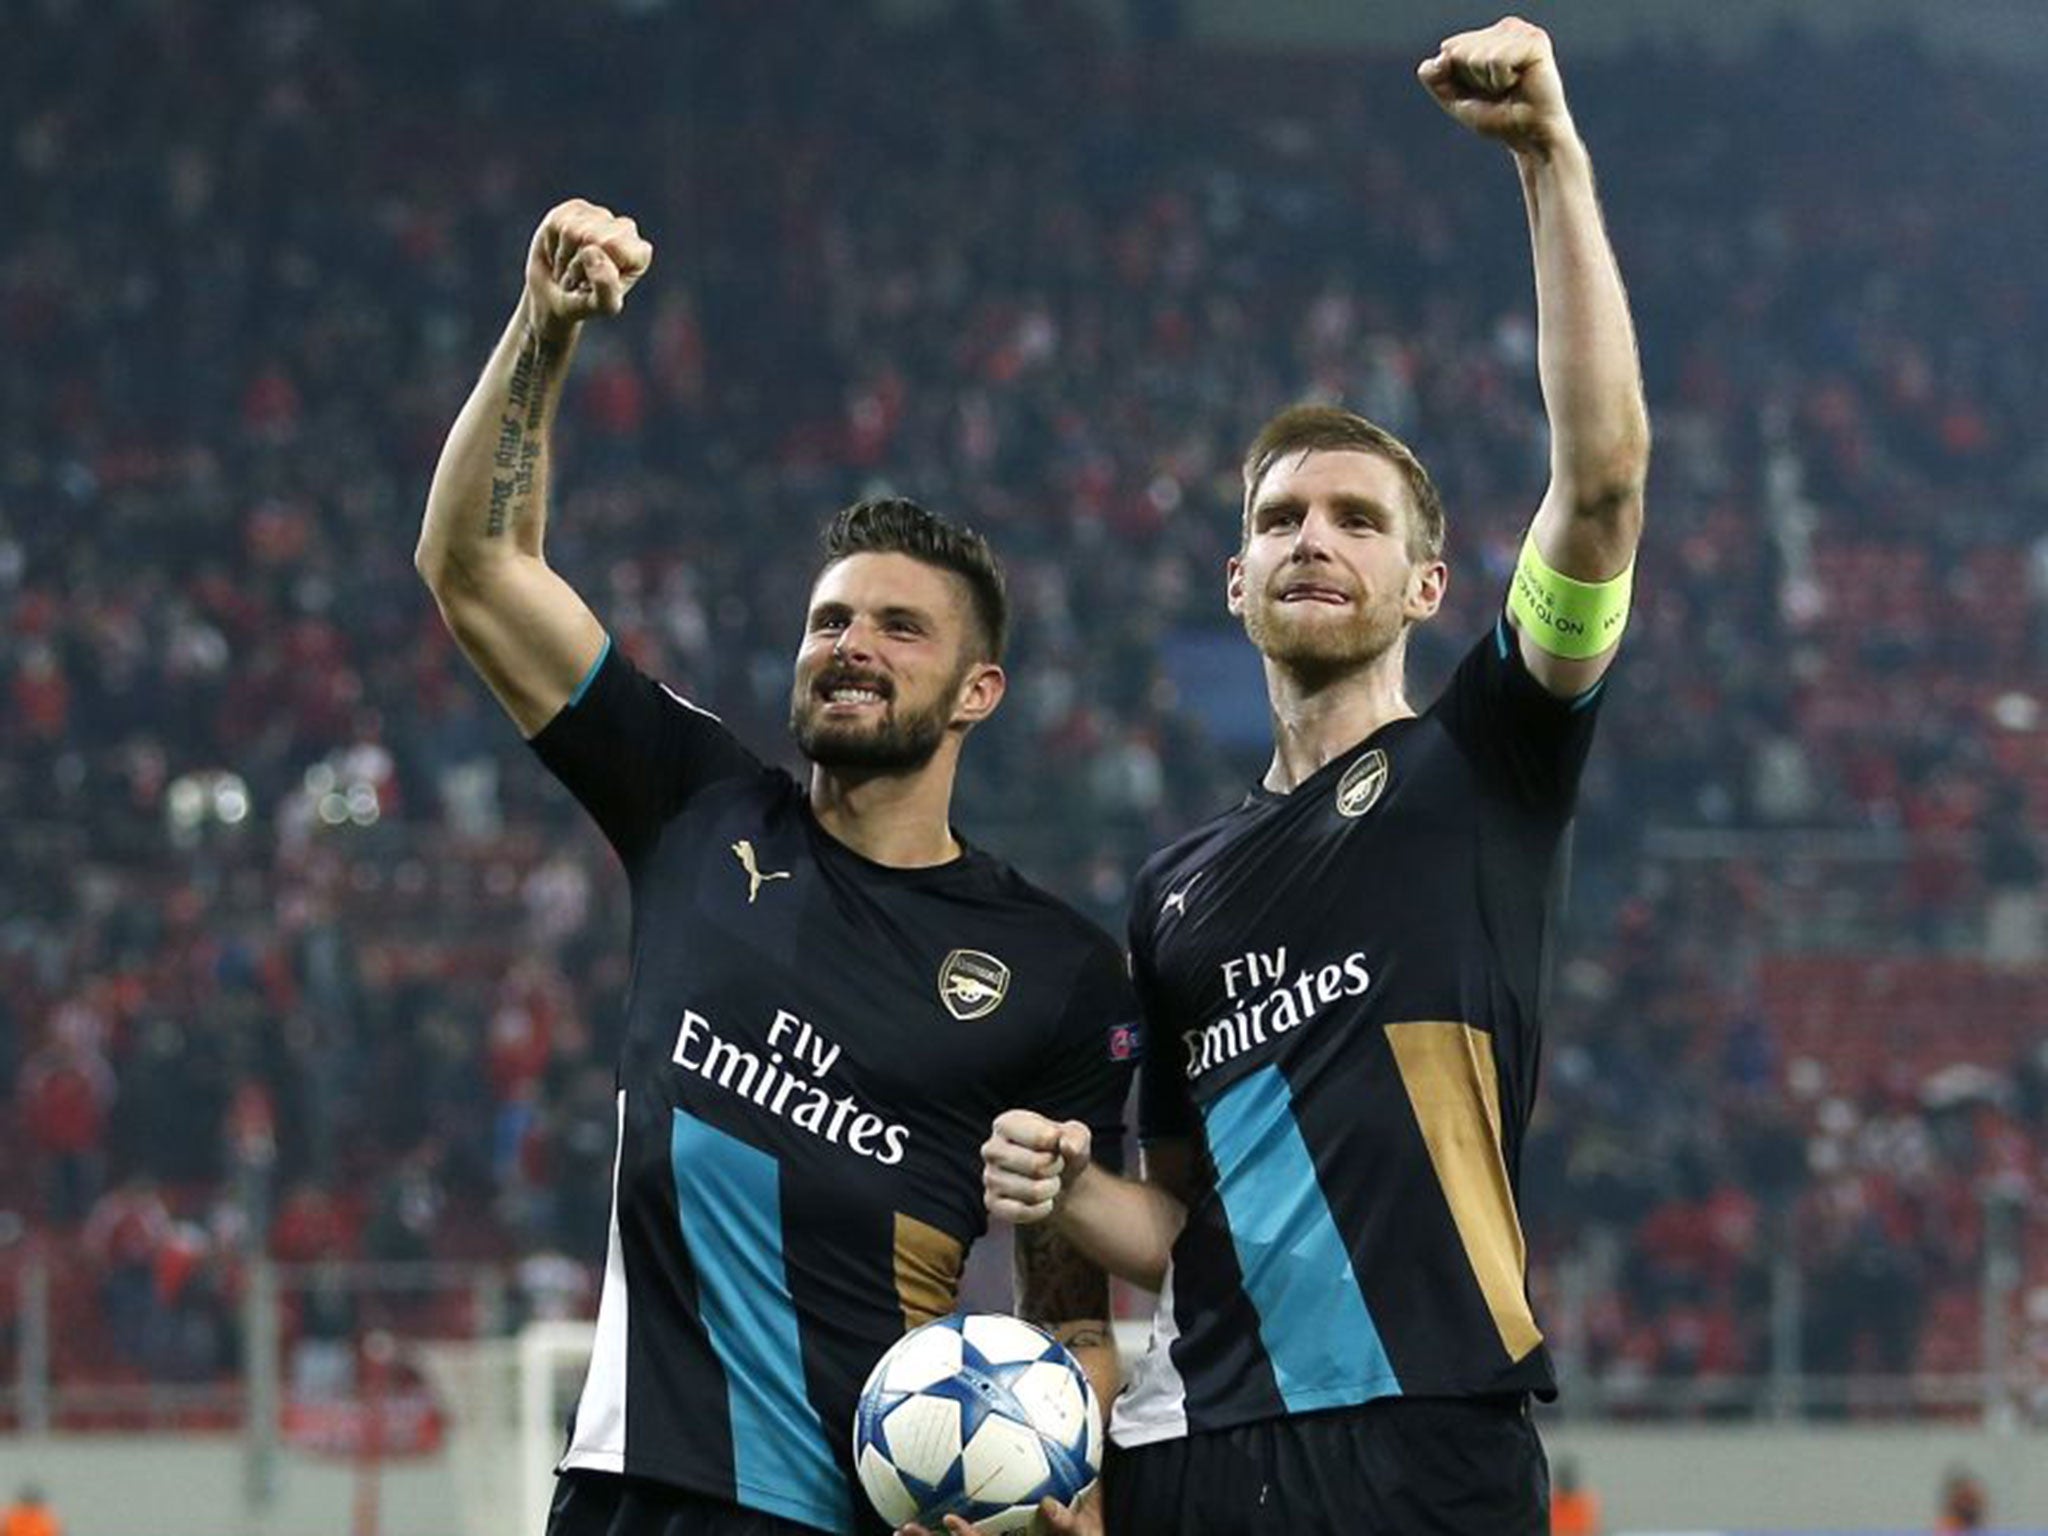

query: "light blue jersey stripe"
xmin=1202 ymin=1066 xmax=1400 ymax=1411
xmin=566 ymin=636 xmax=612 ymax=708
xmin=671 ymin=1112 xmax=854 ymax=1532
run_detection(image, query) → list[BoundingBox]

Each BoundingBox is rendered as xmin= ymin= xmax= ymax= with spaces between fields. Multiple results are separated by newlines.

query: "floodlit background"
xmin=2 ymin=1 xmax=2044 ymax=1531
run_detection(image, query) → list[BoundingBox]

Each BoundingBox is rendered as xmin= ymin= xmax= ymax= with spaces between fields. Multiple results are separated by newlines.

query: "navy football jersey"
xmin=530 ymin=641 xmax=1132 ymax=1533
xmin=1111 ymin=618 xmax=1604 ymax=1447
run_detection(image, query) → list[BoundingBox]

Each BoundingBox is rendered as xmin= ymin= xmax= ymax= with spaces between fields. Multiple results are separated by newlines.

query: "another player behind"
xmin=416 ymin=201 xmax=1131 ymax=1536
xmin=981 ymin=18 xmax=1649 ymax=1535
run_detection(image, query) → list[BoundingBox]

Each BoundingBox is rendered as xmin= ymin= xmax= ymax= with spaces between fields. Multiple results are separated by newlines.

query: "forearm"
xmin=1519 ymin=137 xmax=1649 ymax=534
xmin=1050 ymin=1163 xmax=1186 ymax=1294
xmin=1012 ymin=1221 xmax=1123 ymax=1422
xmin=416 ymin=297 xmax=579 ymax=590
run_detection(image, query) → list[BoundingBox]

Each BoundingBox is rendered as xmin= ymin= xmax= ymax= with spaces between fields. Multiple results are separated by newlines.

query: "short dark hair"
xmin=819 ymin=497 xmax=1010 ymax=663
xmin=1241 ymin=404 xmax=1446 ymax=563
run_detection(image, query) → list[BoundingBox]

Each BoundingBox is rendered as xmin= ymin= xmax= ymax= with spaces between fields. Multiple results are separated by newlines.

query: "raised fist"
xmin=524 ymin=198 xmax=654 ymax=335
xmin=1417 ymin=16 xmax=1574 ymax=156
xmin=982 ymin=1110 xmax=1093 ymax=1226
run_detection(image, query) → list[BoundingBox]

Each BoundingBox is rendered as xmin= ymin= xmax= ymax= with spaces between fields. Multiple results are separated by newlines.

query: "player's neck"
xmin=1259 ymin=651 xmax=1413 ymax=794
xmin=807 ymin=759 xmax=964 ymax=868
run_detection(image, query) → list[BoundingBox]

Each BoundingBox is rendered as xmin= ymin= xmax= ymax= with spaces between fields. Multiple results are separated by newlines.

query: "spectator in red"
xmin=271 ymin=1181 xmax=356 ymax=1264
xmin=17 ymin=1026 xmax=115 ymax=1225
xmin=83 ymin=1177 xmax=173 ymax=1363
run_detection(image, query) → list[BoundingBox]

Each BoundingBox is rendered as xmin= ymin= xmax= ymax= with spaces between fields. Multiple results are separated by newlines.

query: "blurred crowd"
xmin=4 ymin=0 xmax=2046 ymax=1407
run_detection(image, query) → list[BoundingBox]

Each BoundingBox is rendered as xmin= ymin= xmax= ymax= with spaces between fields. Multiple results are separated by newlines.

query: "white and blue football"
xmin=853 ymin=1312 xmax=1102 ymax=1533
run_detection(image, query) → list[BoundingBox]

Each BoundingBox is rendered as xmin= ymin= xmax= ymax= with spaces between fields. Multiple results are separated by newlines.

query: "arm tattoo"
xmin=486 ymin=330 xmax=560 ymax=538
xmin=1013 ymin=1223 xmax=1110 ymax=1331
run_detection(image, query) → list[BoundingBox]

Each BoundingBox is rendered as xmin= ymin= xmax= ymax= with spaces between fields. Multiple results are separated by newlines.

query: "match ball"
xmin=852 ymin=1312 xmax=1102 ymax=1532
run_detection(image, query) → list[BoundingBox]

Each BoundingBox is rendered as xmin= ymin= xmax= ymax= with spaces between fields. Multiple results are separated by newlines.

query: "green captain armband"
xmin=1507 ymin=530 xmax=1634 ymax=660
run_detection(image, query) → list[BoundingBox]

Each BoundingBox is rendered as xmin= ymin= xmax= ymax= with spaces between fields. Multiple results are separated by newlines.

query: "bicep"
xmin=1514 ymin=484 xmax=1641 ymax=698
xmin=1513 ymin=622 xmax=1612 ymax=699
xmin=428 ymin=556 xmax=607 ymax=737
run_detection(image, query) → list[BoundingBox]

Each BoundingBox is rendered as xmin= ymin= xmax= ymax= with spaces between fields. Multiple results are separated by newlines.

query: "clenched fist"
xmin=525 ymin=198 xmax=655 ymax=337
xmin=982 ymin=1110 xmax=1093 ymax=1226
xmin=1417 ymin=16 xmax=1575 ymax=157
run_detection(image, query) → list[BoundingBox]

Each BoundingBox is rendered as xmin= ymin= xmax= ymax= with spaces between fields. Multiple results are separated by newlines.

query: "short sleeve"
xmin=527 ymin=638 xmax=761 ymax=864
xmin=1432 ymin=615 xmax=1609 ymax=816
xmin=1021 ymin=934 xmax=1137 ymax=1175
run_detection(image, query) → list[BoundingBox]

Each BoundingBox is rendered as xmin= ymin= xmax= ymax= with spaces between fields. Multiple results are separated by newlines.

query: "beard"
xmin=1240 ymin=588 xmax=1407 ymax=677
xmin=789 ymin=668 xmax=957 ymax=773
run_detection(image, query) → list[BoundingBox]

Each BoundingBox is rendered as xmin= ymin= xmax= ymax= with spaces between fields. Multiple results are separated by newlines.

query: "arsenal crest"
xmin=1335 ymin=748 xmax=1390 ymax=819
xmin=938 ymin=949 xmax=1011 ymax=1021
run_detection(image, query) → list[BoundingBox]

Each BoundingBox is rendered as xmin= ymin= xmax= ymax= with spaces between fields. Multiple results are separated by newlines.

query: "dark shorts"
xmin=1103 ymin=1396 xmax=1549 ymax=1536
xmin=546 ymin=1471 xmax=842 ymax=1536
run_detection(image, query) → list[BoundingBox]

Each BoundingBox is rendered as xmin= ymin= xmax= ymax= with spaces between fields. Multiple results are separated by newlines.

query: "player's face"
xmin=1227 ymin=449 xmax=1446 ymax=673
xmin=790 ymin=552 xmax=995 ymax=772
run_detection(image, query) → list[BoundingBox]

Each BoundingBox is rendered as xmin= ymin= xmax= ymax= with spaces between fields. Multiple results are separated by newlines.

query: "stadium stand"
xmin=4 ymin=0 xmax=2044 ymax=1417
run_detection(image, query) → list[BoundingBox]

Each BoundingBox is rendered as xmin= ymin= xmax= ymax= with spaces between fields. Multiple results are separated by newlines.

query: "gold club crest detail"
xmin=1336 ymin=748 xmax=1390 ymax=819
xmin=938 ymin=949 xmax=1010 ymax=1021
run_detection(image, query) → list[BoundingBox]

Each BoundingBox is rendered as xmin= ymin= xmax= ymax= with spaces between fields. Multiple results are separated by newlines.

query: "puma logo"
xmin=731 ymin=840 xmax=791 ymax=904
xmin=1162 ymin=873 xmax=1201 ymax=921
